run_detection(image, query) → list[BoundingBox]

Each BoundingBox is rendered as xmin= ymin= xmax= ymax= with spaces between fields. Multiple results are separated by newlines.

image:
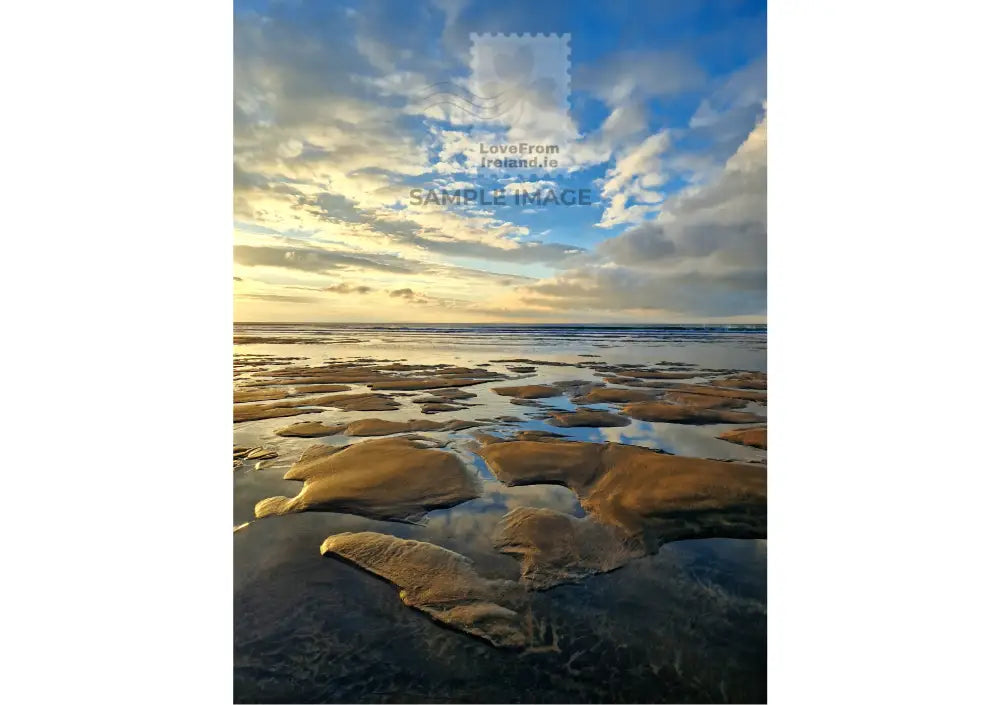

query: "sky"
xmin=234 ymin=0 xmax=766 ymax=323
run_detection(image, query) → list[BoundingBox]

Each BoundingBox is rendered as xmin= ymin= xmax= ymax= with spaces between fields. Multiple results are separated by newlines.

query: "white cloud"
xmin=595 ymin=130 xmax=670 ymax=228
xmin=521 ymin=111 xmax=767 ymax=319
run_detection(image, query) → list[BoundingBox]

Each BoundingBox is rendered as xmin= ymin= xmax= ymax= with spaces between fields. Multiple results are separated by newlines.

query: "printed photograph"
xmin=9 ymin=1 xmax=997 ymax=704
xmin=233 ymin=1 xmax=767 ymax=701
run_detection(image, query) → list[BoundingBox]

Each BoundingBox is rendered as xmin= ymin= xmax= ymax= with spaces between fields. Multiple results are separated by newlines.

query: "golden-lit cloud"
xmin=233 ymin=3 xmax=766 ymax=322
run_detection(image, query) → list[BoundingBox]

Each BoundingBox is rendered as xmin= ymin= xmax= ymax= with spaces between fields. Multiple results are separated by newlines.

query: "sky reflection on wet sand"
xmin=234 ymin=324 xmax=766 ymax=703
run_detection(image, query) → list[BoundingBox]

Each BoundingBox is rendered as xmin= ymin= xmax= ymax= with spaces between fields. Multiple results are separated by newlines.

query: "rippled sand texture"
xmin=254 ymin=437 xmax=481 ymax=520
xmin=234 ymin=324 xmax=767 ymax=703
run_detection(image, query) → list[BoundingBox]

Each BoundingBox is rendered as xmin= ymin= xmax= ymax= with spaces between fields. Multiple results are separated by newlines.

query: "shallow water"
xmin=234 ymin=324 xmax=766 ymax=703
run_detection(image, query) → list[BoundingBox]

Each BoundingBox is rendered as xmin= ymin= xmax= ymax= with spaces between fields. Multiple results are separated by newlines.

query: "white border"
xmin=2 ymin=0 xmax=232 ymax=702
xmin=770 ymin=1 xmax=998 ymax=702
xmin=2 ymin=1 xmax=998 ymax=703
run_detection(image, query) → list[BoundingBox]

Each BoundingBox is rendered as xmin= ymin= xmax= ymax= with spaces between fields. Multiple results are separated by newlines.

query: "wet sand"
xmin=234 ymin=323 xmax=766 ymax=703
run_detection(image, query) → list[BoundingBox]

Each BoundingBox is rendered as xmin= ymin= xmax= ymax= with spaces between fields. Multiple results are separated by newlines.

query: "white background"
xmin=1 ymin=1 xmax=998 ymax=703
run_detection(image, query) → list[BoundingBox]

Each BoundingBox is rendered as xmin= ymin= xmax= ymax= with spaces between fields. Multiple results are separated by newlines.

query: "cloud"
xmin=689 ymin=58 xmax=766 ymax=131
xmin=234 ymin=244 xmax=418 ymax=275
xmin=502 ymin=180 xmax=557 ymax=195
xmin=681 ymin=57 xmax=767 ymax=172
xmin=237 ymin=154 xmax=587 ymax=268
xmin=576 ymin=50 xmax=705 ymax=106
xmin=233 ymin=231 xmax=543 ymax=291
xmin=237 ymin=293 xmax=320 ymax=304
xmin=597 ymin=102 xmax=649 ymax=143
xmin=524 ymin=265 xmax=765 ymax=317
xmin=292 ymin=191 xmax=586 ymax=265
xmin=324 ymin=283 xmax=373 ymax=294
xmin=600 ymin=115 xmax=765 ymax=267
xmin=596 ymin=130 xmax=670 ymax=228
xmin=233 ymin=1 xmax=765 ymax=323
xmin=521 ymin=112 xmax=767 ymax=319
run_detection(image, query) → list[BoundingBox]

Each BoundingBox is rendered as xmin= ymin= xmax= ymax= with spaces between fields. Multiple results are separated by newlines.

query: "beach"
xmin=234 ymin=323 xmax=766 ymax=703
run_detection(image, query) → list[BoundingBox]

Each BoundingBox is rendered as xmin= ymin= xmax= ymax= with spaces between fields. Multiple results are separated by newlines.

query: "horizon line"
xmin=233 ymin=320 xmax=768 ymax=326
